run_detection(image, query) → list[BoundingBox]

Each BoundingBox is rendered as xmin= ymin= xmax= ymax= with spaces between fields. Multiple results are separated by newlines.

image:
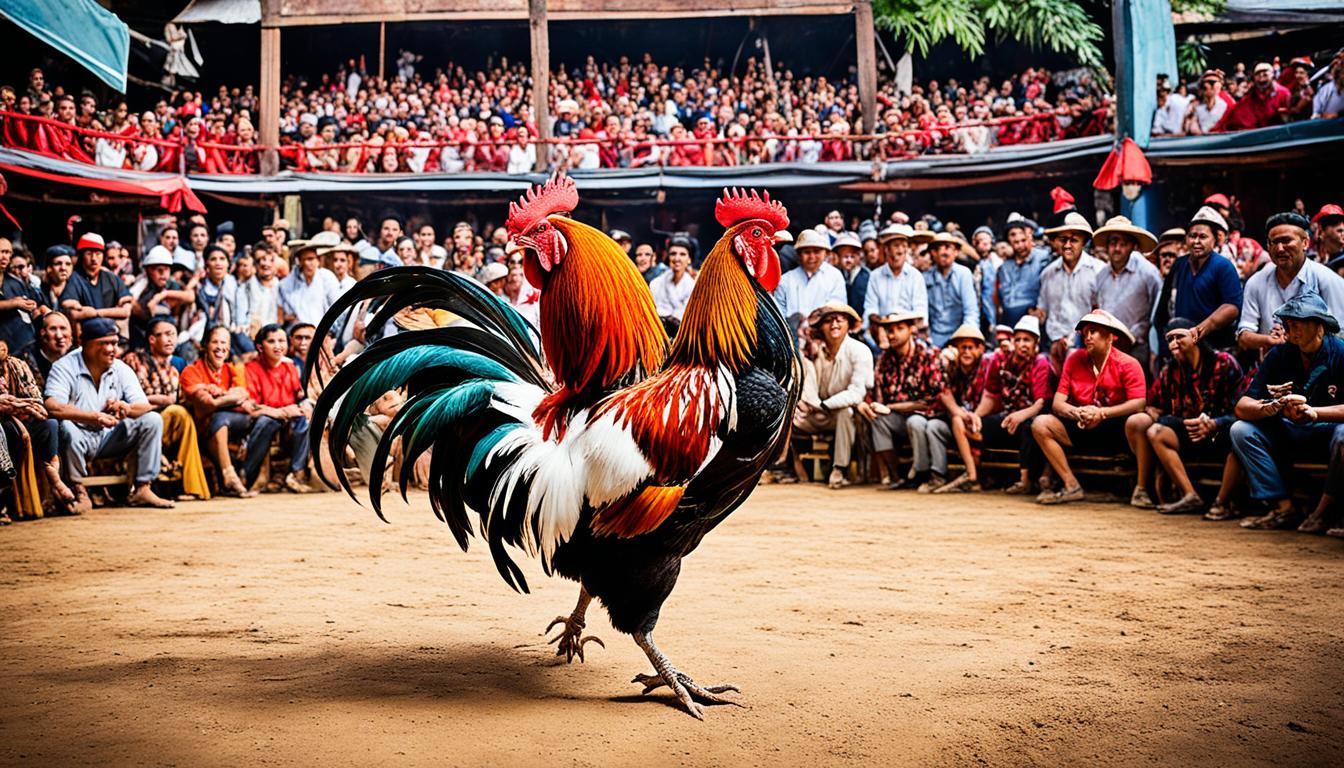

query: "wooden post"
xmin=529 ymin=0 xmax=550 ymax=173
xmin=259 ymin=18 xmax=281 ymax=175
xmin=378 ymin=22 xmax=386 ymax=81
xmin=855 ymin=0 xmax=878 ymax=136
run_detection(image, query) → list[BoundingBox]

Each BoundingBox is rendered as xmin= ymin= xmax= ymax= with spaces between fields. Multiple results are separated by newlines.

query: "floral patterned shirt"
xmin=1149 ymin=349 xmax=1245 ymax=428
xmin=121 ymin=351 xmax=182 ymax=403
xmin=942 ymin=352 xmax=991 ymax=410
xmin=872 ymin=337 xmax=944 ymax=417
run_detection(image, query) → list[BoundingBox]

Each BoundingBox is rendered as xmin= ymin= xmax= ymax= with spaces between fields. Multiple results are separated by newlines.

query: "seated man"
xmin=181 ymin=324 xmax=257 ymax=497
xmin=243 ymin=323 xmax=312 ymax=493
xmin=936 ymin=325 xmax=990 ymax=493
xmin=20 ymin=310 xmax=73 ymax=391
xmin=858 ymin=310 xmax=946 ymax=489
xmin=1127 ymin=318 xmax=1245 ymax=516
xmin=43 ymin=318 xmax=174 ymax=511
xmin=949 ymin=315 xmax=1051 ymax=495
xmin=120 ymin=317 xmax=211 ymax=500
xmin=1032 ymin=310 xmax=1148 ymax=505
xmin=1229 ymin=295 xmax=1344 ymax=532
xmin=792 ymin=302 xmax=872 ymax=489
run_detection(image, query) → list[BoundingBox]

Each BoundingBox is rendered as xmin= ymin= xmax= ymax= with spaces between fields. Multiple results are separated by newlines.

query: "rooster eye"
xmin=752 ymin=228 xmax=762 ymax=237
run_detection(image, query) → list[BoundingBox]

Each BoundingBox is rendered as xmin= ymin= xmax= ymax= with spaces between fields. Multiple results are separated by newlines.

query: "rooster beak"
xmin=505 ymin=241 xmax=522 ymax=257
xmin=774 ymin=231 xmax=793 ymax=244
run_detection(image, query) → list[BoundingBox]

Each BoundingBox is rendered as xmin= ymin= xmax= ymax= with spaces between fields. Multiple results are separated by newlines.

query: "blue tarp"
xmin=0 ymin=0 xmax=130 ymax=92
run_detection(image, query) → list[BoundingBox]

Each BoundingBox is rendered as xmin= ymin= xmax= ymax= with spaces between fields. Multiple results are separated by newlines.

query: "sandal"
xmin=1158 ymin=492 xmax=1204 ymax=515
xmin=827 ymin=469 xmax=851 ymax=490
xmin=934 ymin=473 xmax=979 ymax=494
xmin=1036 ymin=485 xmax=1084 ymax=505
xmin=1003 ymin=480 xmax=1034 ymax=495
xmin=0 ymin=510 xmax=11 ymax=526
xmin=1203 ymin=502 xmax=1238 ymax=521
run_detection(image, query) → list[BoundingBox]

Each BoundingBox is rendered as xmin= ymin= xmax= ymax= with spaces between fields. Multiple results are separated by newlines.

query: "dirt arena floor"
xmin=2 ymin=483 xmax=1341 ymax=767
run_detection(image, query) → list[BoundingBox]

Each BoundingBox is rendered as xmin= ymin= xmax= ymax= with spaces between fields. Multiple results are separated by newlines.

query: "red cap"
xmin=75 ymin=232 xmax=105 ymax=252
xmin=1313 ymin=204 xmax=1344 ymax=224
xmin=1049 ymin=186 xmax=1075 ymax=214
xmin=1203 ymin=193 xmax=1231 ymax=208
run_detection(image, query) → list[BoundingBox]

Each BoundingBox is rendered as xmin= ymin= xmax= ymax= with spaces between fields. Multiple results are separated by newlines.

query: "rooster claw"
xmin=545 ymin=615 xmax=604 ymax=663
xmin=632 ymin=671 xmax=743 ymax=718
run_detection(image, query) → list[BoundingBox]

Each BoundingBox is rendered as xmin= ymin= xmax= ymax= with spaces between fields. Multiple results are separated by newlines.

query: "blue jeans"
xmin=241 ymin=414 xmax=310 ymax=486
xmin=60 ymin=412 xmax=164 ymax=484
xmin=1229 ymin=418 xmax=1344 ymax=502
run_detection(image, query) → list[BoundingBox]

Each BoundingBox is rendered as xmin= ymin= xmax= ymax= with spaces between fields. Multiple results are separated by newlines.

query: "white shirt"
xmin=801 ymin=335 xmax=874 ymax=411
xmin=861 ymin=262 xmax=928 ymax=329
xmin=236 ymin=276 xmax=280 ymax=329
xmin=278 ymin=267 xmax=342 ymax=325
xmin=774 ymin=262 xmax=847 ymax=325
xmin=1238 ymin=259 xmax=1344 ymax=337
xmin=1039 ymin=253 xmax=1104 ymax=342
xmin=95 ymin=137 xmax=126 ymax=168
xmin=1091 ymin=253 xmax=1163 ymax=344
xmin=650 ymin=271 xmax=696 ymax=322
xmin=1152 ymin=93 xmax=1190 ymax=136
xmin=1192 ymin=98 xmax=1227 ymax=133
xmin=508 ymin=144 xmax=537 ymax=174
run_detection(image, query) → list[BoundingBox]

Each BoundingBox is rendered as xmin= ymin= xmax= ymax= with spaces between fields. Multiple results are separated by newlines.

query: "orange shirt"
xmin=245 ymin=357 xmax=302 ymax=409
xmin=181 ymin=358 xmax=245 ymax=398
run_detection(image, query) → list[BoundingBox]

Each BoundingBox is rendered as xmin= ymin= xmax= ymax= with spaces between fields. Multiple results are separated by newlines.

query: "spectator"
xmin=287 ymin=323 xmax=316 ymax=369
xmin=43 ymin=318 xmax=174 ymax=511
xmin=924 ymin=233 xmax=978 ymax=347
xmin=832 ymin=232 xmax=868 ymax=320
xmin=1032 ymin=310 xmax=1147 ymax=505
xmin=120 ymin=318 xmax=211 ymax=500
xmin=1128 ymin=317 xmax=1245 ymax=517
xmin=180 ymin=325 xmax=256 ymax=497
xmin=477 ymin=263 xmax=508 ymax=297
xmin=1155 ymin=207 xmax=1243 ymax=352
xmin=0 ymin=339 xmax=70 ymax=514
xmin=862 ymin=224 xmax=927 ymax=348
xmin=1312 ymin=204 xmax=1344 ymax=266
xmin=414 ymin=223 xmax=449 ymax=268
xmin=20 ymin=310 xmax=72 ymax=390
xmin=859 ymin=311 xmax=946 ymax=489
xmin=965 ymin=315 xmax=1050 ymax=494
xmin=774 ymin=229 xmax=846 ymax=338
xmin=633 ymin=242 xmax=667 ymax=285
xmin=1150 ymin=228 xmax=1184 ymax=278
xmin=1089 ymin=216 xmax=1162 ymax=364
xmin=279 ymin=233 xmax=343 ymax=325
xmin=792 ymin=303 xmax=872 ymax=489
xmin=196 ymin=244 xmax=253 ymax=357
xmin=1151 ymin=75 xmax=1190 ymax=136
xmin=935 ymin=325 xmax=989 ymax=493
xmin=1238 ymin=211 xmax=1344 ymax=356
xmin=1183 ymin=71 xmax=1231 ymax=135
xmin=993 ymin=213 xmax=1050 ymax=327
xmin=41 ymin=245 xmax=96 ymax=324
xmin=1036 ymin=212 xmax=1103 ymax=354
xmin=1215 ymin=62 xmax=1291 ymax=132
xmin=243 ymin=324 xmax=312 ymax=493
xmin=237 ymin=241 xmax=283 ymax=335
xmin=129 ymin=246 xmax=195 ymax=350
xmin=649 ymin=237 xmax=695 ymax=335
xmin=0 ymin=247 xmax=45 ymax=353
xmin=1311 ymin=51 xmax=1344 ymax=119
xmin=1230 ymin=294 xmax=1344 ymax=531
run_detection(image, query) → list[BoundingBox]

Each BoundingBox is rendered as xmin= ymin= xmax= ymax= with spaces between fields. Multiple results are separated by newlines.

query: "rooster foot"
xmin=545 ymin=615 xmax=604 ymax=663
xmin=633 ymin=630 xmax=743 ymax=719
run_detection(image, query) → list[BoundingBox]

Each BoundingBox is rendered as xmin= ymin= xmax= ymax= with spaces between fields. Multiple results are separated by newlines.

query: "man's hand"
xmin=961 ymin=411 xmax=982 ymax=435
xmin=856 ymin=402 xmax=877 ymax=422
xmin=1268 ymin=325 xmax=1286 ymax=346
xmin=1184 ymin=414 xmax=1216 ymax=442
xmin=94 ymin=411 xmax=119 ymax=428
xmin=1075 ymin=404 xmax=1102 ymax=429
xmin=1002 ymin=411 xmax=1022 ymax=435
xmin=104 ymin=399 xmax=130 ymax=419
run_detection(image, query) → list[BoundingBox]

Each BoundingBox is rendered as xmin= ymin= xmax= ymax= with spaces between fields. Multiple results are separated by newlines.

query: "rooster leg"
xmin=545 ymin=586 xmax=605 ymax=663
xmin=631 ymin=630 xmax=742 ymax=719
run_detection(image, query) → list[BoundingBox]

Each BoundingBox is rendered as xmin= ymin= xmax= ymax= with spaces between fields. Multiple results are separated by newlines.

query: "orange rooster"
xmin=308 ymin=188 xmax=798 ymax=718
xmin=504 ymin=174 xmax=667 ymax=439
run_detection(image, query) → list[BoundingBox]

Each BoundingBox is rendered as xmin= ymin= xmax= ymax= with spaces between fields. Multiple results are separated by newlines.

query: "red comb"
xmin=715 ymin=188 xmax=790 ymax=232
xmin=506 ymin=173 xmax=579 ymax=234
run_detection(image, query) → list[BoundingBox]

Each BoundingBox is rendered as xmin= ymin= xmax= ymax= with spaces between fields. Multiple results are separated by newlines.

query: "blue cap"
xmin=43 ymin=244 xmax=75 ymax=265
xmin=80 ymin=317 xmax=119 ymax=341
xmin=1274 ymin=292 xmax=1340 ymax=334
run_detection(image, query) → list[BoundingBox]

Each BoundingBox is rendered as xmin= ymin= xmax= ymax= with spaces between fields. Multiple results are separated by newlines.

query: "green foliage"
xmin=1169 ymin=0 xmax=1226 ymax=17
xmin=873 ymin=0 xmax=1106 ymax=72
xmin=1176 ymin=36 xmax=1210 ymax=77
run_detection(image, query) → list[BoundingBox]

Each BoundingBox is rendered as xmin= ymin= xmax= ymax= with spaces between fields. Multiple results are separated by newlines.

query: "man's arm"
xmin=1235 ymin=394 xmax=1279 ymax=421
xmin=1100 ymin=397 xmax=1146 ymax=422
xmin=1196 ymin=303 xmax=1240 ymax=339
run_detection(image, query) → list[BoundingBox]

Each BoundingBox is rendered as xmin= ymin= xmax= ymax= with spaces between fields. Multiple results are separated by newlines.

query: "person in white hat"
xmin=1152 ymin=205 xmax=1243 ymax=352
xmin=924 ymin=232 xmax=979 ymax=347
xmin=477 ymin=262 xmax=509 ymax=295
xmin=789 ymin=302 xmax=872 ymax=489
xmin=775 ymin=228 xmax=846 ymax=337
xmin=128 ymin=245 xmax=196 ymax=347
xmin=935 ymin=324 xmax=990 ymax=493
xmin=650 ymin=236 xmax=697 ymax=334
xmin=862 ymin=223 xmax=928 ymax=348
xmin=278 ymin=231 xmax=344 ymax=326
xmin=858 ymin=310 xmax=946 ymax=489
xmin=965 ymin=314 xmax=1052 ymax=494
xmin=1031 ymin=309 xmax=1148 ymax=505
xmin=1090 ymin=215 xmax=1162 ymax=366
xmin=831 ymin=232 xmax=868 ymax=321
xmin=1037 ymin=211 xmax=1103 ymax=357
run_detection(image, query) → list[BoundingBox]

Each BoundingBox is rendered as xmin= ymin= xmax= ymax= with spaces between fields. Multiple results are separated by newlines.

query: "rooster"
xmin=308 ymin=188 xmax=798 ymax=718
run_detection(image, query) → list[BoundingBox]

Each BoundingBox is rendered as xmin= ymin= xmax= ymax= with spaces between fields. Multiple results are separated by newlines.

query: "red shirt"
xmin=984 ymin=351 xmax=1053 ymax=412
xmin=1057 ymin=348 xmax=1146 ymax=408
xmin=1216 ymin=82 xmax=1291 ymax=131
xmin=245 ymin=357 xmax=302 ymax=409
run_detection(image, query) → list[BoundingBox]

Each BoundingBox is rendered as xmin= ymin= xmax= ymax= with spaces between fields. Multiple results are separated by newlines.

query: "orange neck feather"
xmin=670 ymin=232 xmax=758 ymax=373
xmin=542 ymin=217 xmax=668 ymax=396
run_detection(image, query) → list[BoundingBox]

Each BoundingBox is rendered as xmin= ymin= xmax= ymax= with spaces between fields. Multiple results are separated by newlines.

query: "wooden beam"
xmin=530 ymin=0 xmax=550 ymax=173
xmin=854 ymin=0 xmax=877 ymax=135
xmin=378 ymin=21 xmax=386 ymax=81
xmin=259 ymin=26 xmax=281 ymax=174
xmin=261 ymin=3 xmax=856 ymax=26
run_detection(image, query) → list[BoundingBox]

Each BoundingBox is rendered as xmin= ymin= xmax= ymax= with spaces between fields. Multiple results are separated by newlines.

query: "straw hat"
xmin=289 ymin=230 xmax=342 ymax=254
xmin=874 ymin=310 xmax=923 ymax=325
xmin=1075 ymin=309 xmax=1135 ymax=345
xmin=1188 ymin=206 xmax=1229 ymax=233
xmin=878 ymin=223 xmax=914 ymax=242
xmin=811 ymin=301 xmax=861 ymax=329
xmin=1091 ymin=215 xmax=1157 ymax=253
xmin=1013 ymin=315 xmax=1042 ymax=338
xmin=909 ymin=229 xmax=935 ymax=244
xmin=794 ymin=229 xmax=832 ymax=252
xmin=832 ymin=232 xmax=863 ymax=251
xmin=1155 ymin=227 xmax=1186 ymax=246
xmin=947 ymin=323 xmax=986 ymax=345
xmin=478 ymin=262 xmax=509 ymax=284
xmin=1043 ymin=211 xmax=1094 ymax=238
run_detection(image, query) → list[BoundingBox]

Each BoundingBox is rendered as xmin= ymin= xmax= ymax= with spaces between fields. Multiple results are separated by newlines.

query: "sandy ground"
xmin=1 ymin=484 xmax=1341 ymax=767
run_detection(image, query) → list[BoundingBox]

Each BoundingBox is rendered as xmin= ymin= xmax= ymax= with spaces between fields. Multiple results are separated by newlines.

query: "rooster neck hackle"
xmin=536 ymin=217 xmax=668 ymax=434
xmin=669 ymin=234 xmax=759 ymax=373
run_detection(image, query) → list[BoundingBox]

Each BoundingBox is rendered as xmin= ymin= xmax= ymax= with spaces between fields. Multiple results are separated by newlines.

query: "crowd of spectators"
xmin=3 ymin=47 xmax=1335 ymax=175
xmin=2 ymin=183 xmax=1343 ymax=540
xmin=750 ymin=187 xmax=1344 ymax=540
